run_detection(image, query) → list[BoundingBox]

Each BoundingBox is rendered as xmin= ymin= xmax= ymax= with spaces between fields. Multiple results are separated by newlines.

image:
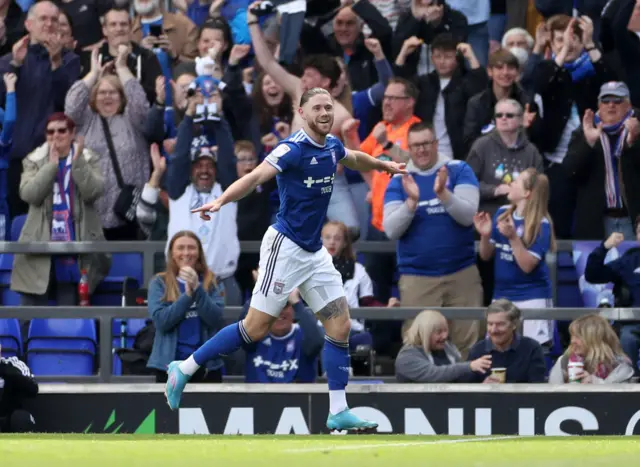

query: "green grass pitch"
xmin=0 ymin=434 xmax=639 ymax=466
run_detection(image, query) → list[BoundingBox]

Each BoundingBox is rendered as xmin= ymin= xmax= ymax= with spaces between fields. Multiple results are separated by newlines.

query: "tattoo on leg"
xmin=317 ymin=297 xmax=349 ymax=321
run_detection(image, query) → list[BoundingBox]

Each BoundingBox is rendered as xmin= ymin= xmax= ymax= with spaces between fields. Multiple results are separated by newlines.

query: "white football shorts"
xmin=250 ymin=227 xmax=345 ymax=317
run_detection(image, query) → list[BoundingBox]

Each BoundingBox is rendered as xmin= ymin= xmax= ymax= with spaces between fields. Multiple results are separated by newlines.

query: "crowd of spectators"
xmin=1 ymin=0 xmax=640 ymax=383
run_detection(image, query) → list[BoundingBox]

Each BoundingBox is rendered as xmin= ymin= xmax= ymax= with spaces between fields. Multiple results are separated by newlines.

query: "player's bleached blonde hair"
xmin=299 ymin=87 xmax=332 ymax=107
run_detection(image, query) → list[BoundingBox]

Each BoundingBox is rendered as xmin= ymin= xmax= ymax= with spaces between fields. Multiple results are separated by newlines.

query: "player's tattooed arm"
xmin=317 ymin=297 xmax=349 ymax=321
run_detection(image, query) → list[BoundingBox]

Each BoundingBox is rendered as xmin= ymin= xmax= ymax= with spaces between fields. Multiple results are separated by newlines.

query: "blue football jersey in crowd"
xmin=175 ymin=278 xmax=202 ymax=360
xmin=490 ymin=205 xmax=553 ymax=301
xmin=265 ymin=129 xmax=347 ymax=252
xmin=244 ymin=324 xmax=318 ymax=383
xmin=384 ymin=160 xmax=478 ymax=276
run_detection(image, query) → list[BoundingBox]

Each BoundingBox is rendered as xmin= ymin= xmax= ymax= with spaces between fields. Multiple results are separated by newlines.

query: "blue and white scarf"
xmin=557 ymin=50 xmax=595 ymax=82
xmin=595 ymin=109 xmax=634 ymax=208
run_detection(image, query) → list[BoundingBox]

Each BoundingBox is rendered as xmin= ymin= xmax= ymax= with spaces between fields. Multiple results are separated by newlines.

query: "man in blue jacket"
xmin=0 ymin=0 xmax=80 ymax=218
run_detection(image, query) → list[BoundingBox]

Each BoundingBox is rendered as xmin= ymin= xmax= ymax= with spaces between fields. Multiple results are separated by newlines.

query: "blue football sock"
xmin=323 ymin=335 xmax=350 ymax=391
xmin=193 ymin=321 xmax=252 ymax=366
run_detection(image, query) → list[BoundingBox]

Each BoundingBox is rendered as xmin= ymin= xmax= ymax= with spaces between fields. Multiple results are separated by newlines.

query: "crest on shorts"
xmin=273 ymin=280 xmax=285 ymax=295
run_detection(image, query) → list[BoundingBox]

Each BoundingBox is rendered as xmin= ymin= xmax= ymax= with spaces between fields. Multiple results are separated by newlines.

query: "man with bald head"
xmin=0 ymin=0 xmax=80 ymax=217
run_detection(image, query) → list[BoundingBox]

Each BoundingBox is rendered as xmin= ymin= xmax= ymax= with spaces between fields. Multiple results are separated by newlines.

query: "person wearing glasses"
xmin=563 ymin=81 xmax=640 ymax=240
xmin=383 ymin=121 xmax=482 ymax=358
xmin=10 ymin=113 xmax=110 ymax=306
xmin=466 ymin=98 xmax=543 ymax=304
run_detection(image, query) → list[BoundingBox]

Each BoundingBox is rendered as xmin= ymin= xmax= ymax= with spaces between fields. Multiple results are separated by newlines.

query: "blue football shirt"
xmin=265 ymin=129 xmax=347 ymax=252
xmin=384 ymin=160 xmax=478 ymax=276
xmin=490 ymin=206 xmax=553 ymax=301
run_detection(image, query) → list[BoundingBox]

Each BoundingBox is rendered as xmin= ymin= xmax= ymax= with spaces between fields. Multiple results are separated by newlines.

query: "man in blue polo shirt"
xmin=383 ymin=121 xmax=482 ymax=357
xmin=465 ymin=299 xmax=547 ymax=383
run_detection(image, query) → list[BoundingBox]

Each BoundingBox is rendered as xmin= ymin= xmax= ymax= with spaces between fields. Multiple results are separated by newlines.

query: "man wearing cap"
xmin=563 ymin=81 xmax=640 ymax=240
xmin=161 ymin=91 xmax=242 ymax=305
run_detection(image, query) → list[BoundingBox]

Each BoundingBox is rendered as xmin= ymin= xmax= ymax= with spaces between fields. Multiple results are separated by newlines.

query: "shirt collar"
xmin=484 ymin=333 xmax=521 ymax=352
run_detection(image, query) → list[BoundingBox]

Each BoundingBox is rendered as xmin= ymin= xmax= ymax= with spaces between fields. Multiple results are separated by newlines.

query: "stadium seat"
xmin=93 ymin=254 xmax=144 ymax=306
xmin=112 ymin=318 xmax=148 ymax=375
xmin=0 ymin=252 xmax=20 ymax=306
xmin=0 ymin=318 xmax=23 ymax=357
xmin=10 ymin=215 xmax=26 ymax=241
xmin=26 ymin=319 xmax=97 ymax=376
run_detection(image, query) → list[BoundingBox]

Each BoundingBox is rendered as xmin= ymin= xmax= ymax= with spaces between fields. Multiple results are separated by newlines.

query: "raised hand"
xmin=192 ymin=198 xmax=223 ymax=220
xmin=523 ymin=103 xmax=537 ymax=129
xmin=209 ymin=0 xmax=225 ymax=17
xmin=401 ymin=36 xmax=423 ymax=57
xmin=473 ymin=212 xmax=492 ymax=237
xmin=401 ymin=173 xmax=420 ymax=201
xmin=604 ymin=232 xmax=625 ymax=249
xmin=11 ymin=36 xmax=29 ymax=66
xmin=275 ymin=121 xmax=291 ymax=140
xmin=424 ymin=4 xmax=444 ymax=24
xmin=2 ymin=73 xmax=16 ymax=93
xmin=151 ymin=143 xmax=166 ymax=173
xmin=115 ymin=44 xmax=130 ymax=69
xmin=433 ymin=166 xmax=448 ymax=195
xmin=498 ymin=215 xmax=517 ymax=239
xmin=261 ymin=132 xmax=279 ymax=148
xmin=372 ymin=122 xmax=388 ymax=145
xmin=140 ymin=35 xmax=156 ymax=50
xmin=229 ymin=44 xmax=251 ymax=66
xmin=364 ymin=37 xmax=384 ymax=60
xmin=73 ymin=135 xmax=84 ymax=161
xmin=625 ymin=116 xmax=640 ymax=146
xmin=494 ymin=184 xmax=511 ymax=197
xmin=341 ymin=118 xmax=360 ymax=139
xmin=583 ymin=109 xmax=602 ymax=147
xmin=578 ymin=15 xmax=595 ymax=47
xmin=155 ymin=76 xmax=166 ymax=105
xmin=470 ymin=355 xmax=492 ymax=373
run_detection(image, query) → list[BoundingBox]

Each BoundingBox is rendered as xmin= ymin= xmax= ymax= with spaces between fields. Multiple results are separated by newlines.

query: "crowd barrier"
xmin=29 ymin=383 xmax=640 ymax=436
xmin=1 ymin=306 xmax=639 ymax=383
xmin=0 ymin=239 xmax=565 ymax=300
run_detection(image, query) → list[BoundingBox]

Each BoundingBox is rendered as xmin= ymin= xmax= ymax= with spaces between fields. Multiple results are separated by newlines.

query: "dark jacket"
xmin=585 ymin=243 xmax=640 ymax=307
xmin=78 ymin=42 xmax=163 ymax=105
xmin=600 ymin=0 xmax=640 ymax=107
xmin=0 ymin=1 xmax=26 ymax=58
xmin=466 ymin=130 xmax=544 ymax=217
xmin=533 ymin=57 xmax=616 ymax=154
xmin=392 ymin=5 xmax=467 ymax=78
xmin=463 ymin=82 xmax=542 ymax=153
xmin=562 ymin=122 xmax=640 ymax=239
xmin=535 ymin=0 xmax=609 ymax=18
xmin=414 ymin=66 xmax=488 ymax=160
xmin=0 ymin=357 xmax=38 ymax=418
xmin=300 ymin=0 xmax=393 ymax=92
xmin=0 ymin=44 xmax=80 ymax=160
xmin=464 ymin=335 xmax=547 ymax=383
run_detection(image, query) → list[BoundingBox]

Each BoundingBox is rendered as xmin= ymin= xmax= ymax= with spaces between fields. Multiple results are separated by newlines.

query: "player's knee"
xmin=324 ymin=313 xmax=351 ymax=342
xmin=242 ymin=310 xmax=274 ymax=342
xmin=8 ymin=410 xmax=35 ymax=433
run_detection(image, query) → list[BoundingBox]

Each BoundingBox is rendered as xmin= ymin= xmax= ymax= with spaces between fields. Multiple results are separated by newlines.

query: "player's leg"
xmin=165 ymin=228 xmax=289 ymax=410
xmin=300 ymin=250 xmax=378 ymax=432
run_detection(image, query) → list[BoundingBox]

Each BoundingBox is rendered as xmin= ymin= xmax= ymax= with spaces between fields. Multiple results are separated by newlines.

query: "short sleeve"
xmin=332 ymin=137 xmax=347 ymax=162
xmin=356 ymin=264 xmax=374 ymax=298
xmin=384 ymin=175 xmax=405 ymax=205
xmin=265 ymin=142 xmax=300 ymax=172
xmin=450 ymin=161 xmax=479 ymax=188
xmin=527 ymin=219 xmax=551 ymax=260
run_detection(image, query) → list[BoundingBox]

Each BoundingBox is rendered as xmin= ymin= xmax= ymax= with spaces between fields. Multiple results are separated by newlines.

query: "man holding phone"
xmin=131 ymin=0 xmax=199 ymax=62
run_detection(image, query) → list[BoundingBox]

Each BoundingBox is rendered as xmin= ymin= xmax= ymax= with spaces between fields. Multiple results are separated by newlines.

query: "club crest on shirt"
xmin=273 ymin=280 xmax=285 ymax=295
xmin=516 ymin=224 xmax=524 ymax=238
xmin=286 ymin=340 xmax=295 ymax=353
xmin=331 ymin=149 xmax=336 ymax=164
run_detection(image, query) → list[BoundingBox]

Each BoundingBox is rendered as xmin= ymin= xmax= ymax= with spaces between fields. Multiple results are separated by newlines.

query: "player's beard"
xmin=308 ymin=115 xmax=334 ymax=137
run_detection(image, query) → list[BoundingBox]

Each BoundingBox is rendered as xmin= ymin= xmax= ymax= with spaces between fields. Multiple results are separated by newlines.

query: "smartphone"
xmin=250 ymin=1 xmax=275 ymax=17
xmin=149 ymin=24 xmax=163 ymax=37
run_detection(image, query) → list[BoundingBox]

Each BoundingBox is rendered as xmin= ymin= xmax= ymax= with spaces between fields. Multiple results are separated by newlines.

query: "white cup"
xmin=568 ymin=361 xmax=584 ymax=383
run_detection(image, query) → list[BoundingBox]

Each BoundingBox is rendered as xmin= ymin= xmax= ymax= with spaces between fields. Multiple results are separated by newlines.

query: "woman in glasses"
xmin=474 ymin=168 xmax=557 ymax=347
xmin=466 ymin=98 xmax=544 ymax=305
xmin=10 ymin=113 xmax=111 ymax=306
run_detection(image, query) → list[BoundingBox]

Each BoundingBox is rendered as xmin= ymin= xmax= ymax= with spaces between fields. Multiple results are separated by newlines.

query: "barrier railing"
xmin=1 ymin=306 xmax=639 ymax=383
xmin=0 ymin=240 xmax=571 ymax=302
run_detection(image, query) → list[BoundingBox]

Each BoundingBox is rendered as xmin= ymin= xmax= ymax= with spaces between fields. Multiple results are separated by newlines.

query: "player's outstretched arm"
xmin=341 ymin=149 xmax=408 ymax=175
xmin=191 ymin=160 xmax=278 ymax=219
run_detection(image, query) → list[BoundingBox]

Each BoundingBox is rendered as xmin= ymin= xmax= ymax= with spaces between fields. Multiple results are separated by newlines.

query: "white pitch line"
xmin=284 ymin=435 xmax=523 ymax=453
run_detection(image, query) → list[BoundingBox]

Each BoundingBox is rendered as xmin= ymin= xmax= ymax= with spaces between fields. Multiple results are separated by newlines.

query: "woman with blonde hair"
xmin=474 ymin=168 xmax=556 ymax=345
xmin=147 ymin=230 xmax=225 ymax=383
xmin=549 ymin=314 xmax=634 ymax=384
xmin=395 ymin=310 xmax=492 ymax=383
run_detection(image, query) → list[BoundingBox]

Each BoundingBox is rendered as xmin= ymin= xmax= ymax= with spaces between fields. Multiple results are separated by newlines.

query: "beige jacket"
xmin=11 ymin=143 xmax=112 ymax=296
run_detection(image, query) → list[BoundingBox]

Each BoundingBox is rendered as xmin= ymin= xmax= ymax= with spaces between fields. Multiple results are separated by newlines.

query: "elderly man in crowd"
xmin=383 ymin=121 xmax=481 ymax=358
xmin=465 ymin=299 xmax=547 ymax=383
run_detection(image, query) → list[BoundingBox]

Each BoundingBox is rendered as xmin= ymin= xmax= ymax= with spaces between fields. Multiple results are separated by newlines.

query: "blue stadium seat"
xmin=93 ymin=254 xmax=144 ymax=306
xmin=0 ymin=318 xmax=22 ymax=357
xmin=112 ymin=318 xmax=147 ymax=375
xmin=0 ymin=253 xmax=20 ymax=306
xmin=26 ymin=319 xmax=97 ymax=376
xmin=10 ymin=215 xmax=26 ymax=241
